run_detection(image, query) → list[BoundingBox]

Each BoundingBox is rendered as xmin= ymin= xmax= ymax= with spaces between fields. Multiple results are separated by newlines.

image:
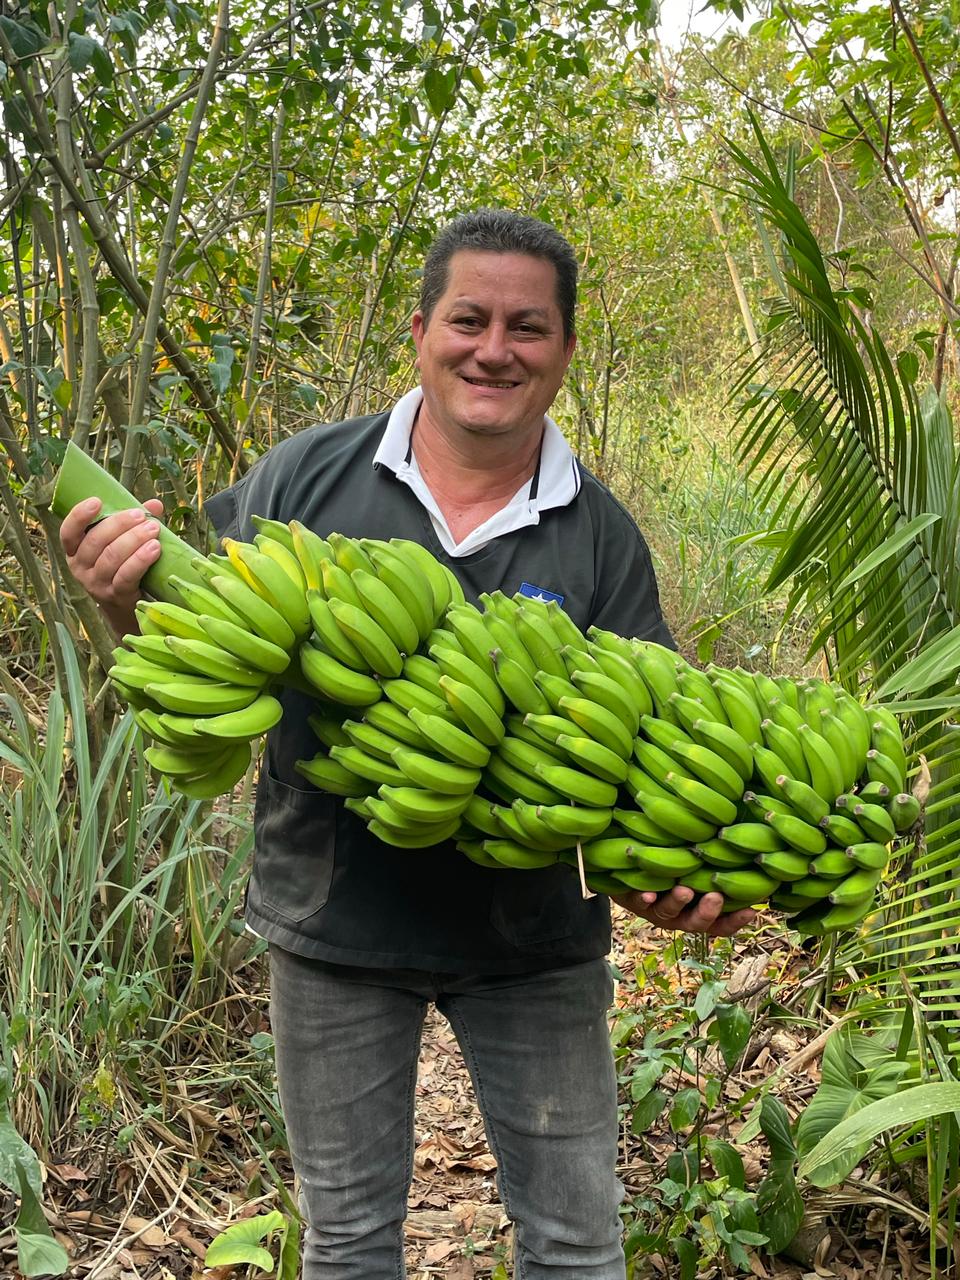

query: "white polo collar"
xmin=372 ymin=387 xmax=581 ymax=557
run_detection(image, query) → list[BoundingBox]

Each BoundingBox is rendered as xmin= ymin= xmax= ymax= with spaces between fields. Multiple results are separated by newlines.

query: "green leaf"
xmin=694 ymin=978 xmax=723 ymax=1022
xmin=15 ymin=1163 xmax=69 ymax=1277
xmin=669 ymin=1087 xmax=702 ymax=1131
xmin=759 ymin=1095 xmax=796 ymax=1160
xmin=800 ymin=1082 xmax=960 ymax=1186
xmin=630 ymin=1088 xmax=667 ymax=1134
xmin=673 ymin=1235 xmax=698 ymax=1280
xmin=704 ymin=1138 xmax=745 ymax=1189
xmin=0 ymin=1110 xmax=42 ymax=1197
xmin=711 ymin=1003 xmax=752 ymax=1069
xmin=205 ymin=1210 xmax=286 ymax=1272
xmin=833 ymin=513 xmax=941 ymax=593
xmin=875 ymin=625 xmax=960 ymax=699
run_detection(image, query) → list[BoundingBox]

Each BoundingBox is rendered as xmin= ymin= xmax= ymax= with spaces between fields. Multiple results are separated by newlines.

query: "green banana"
xmin=776 ymin=775 xmax=831 ymax=824
xmin=589 ymin=646 xmax=653 ymax=717
xmin=710 ymin=675 xmax=763 ymax=746
xmin=135 ymin=600 xmax=209 ymax=643
xmin=365 ymin=542 xmax=436 ymax=642
xmin=578 ymin=836 xmax=637 ymax=871
xmin=328 ymin=531 xmax=376 ymax=576
xmin=809 ymin=849 xmax=853 ymax=878
xmin=169 ymin=741 xmax=253 ymax=800
xmin=626 ymin=844 xmax=704 ymax=878
xmin=845 ymin=841 xmax=889 ymax=871
xmin=462 ymin=794 xmax=505 ymax=837
xmin=483 ymin=839 xmax=559 ymax=870
xmin=194 ymin=693 xmax=284 ymax=741
xmin=694 ymin=838 xmax=757 ymax=868
xmin=493 ymin=652 xmax=553 ymax=715
xmin=408 ymin=708 xmax=491 ymax=768
xmin=226 ymin=541 xmax=311 ymax=637
xmin=145 ymin=743 xmax=224 ymax=778
xmin=401 ymin=653 xmax=444 ymax=694
xmin=832 ymin=690 xmax=873 ymax=764
xmin=481 ymin=612 xmax=539 ymax=676
xmin=484 ymin=753 xmax=563 ymax=805
xmin=633 ymin=643 xmax=683 ymax=722
xmin=363 ymin=699 xmax=429 ymax=747
xmin=250 ymin=515 xmax=297 ymax=553
xmin=430 ymin=644 xmax=505 ymax=717
xmin=532 ymin=761 xmax=619 ymax=809
xmin=535 ymin=670 xmax=581 ymax=712
xmin=329 ymin=744 xmax=407 ymax=788
xmin=716 ymin=822 xmax=787 ymax=855
xmin=853 ymin=801 xmax=896 ymax=843
xmin=711 ymin=868 xmax=780 ymax=901
xmin=762 ymin=809 xmax=827 ymax=856
xmin=750 ymin=744 xmax=793 ymax=796
xmin=208 ymin=575 xmax=296 ymax=650
xmin=634 ymin=793 xmax=717 ymax=843
xmin=377 ymin=785 xmax=472 ymax=825
xmin=168 ymin=574 xmax=247 ymax=627
xmin=510 ymin=800 xmax=579 ymax=850
xmin=544 ymin=600 xmax=589 ymax=652
xmin=611 ymin=807 xmax=682 ymax=846
xmin=869 ymin=712 xmax=908 ymax=782
xmin=381 ymin=678 xmax=449 ymax=717
xmin=146 ymin=679 xmax=260 ymax=715
xmin=664 ymin=772 xmax=739 ymax=826
xmin=341 ymin=718 xmax=406 ymax=761
xmin=164 ymin=637 xmax=266 ymax=687
xmin=439 ymin=675 xmax=506 ymax=747
xmin=458 ymin=840 xmax=507 ymax=870
xmin=197 ymin=614 xmax=291 ymax=675
xmin=391 ymin=747 xmax=481 ymax=796
xmin=389 ymin=539 xmax=456 ymax=615
xmin=504 ymin=714 xmax=567 ymax=759
xmin=664 ymin=739 xmax=743 ymax=803
xmin=300 ymin=644 xmax=382 ymax=706
xmin=675 ymin=667 xmax=728 ymax=723
xmin=307 ymin=591 xmax=369 ymax=669
xmin=570 ymin=669 xmax=641 ymax=736
xmin=760 ymin=718 xmax=810 ymax=785
xmin=498 ymin=734 xmax=566 ymax=780
xmin=740 ymin=790 xmax=794 ymax=821
xmin=817 ymin=710 xmax=861 ymax=791
xmin=865 ymin=748 xmax=905 ymax=794
xmin=757 ymin=849 xmax=813 ymax=881
xmin=819 ymin=811 xmax=868 ymax=847
xmin=633 ymin=738 xmax=694 ymax=787
xmin=539 ymin=804 xmax=614 ymax=840
xmin=444 ymin=605 xmax=499 ymax=678
xmin=559 ymin=696 xmax=633 ymax=759
xmin=368 ymin=816 xmax=461 ymax=848
xmin=795 ymin=896 xmax=876 ymax=935
xmin=122 ymin=633 xmax=194 ymax=672
xmin=516 ymin=608 xmax=569 ymax=680
xmin=555 ymin=734 xmax=629 ymax=785
xmin=797 ymin=723 xmax=845 ymax=802
xmin=290 ymin=521 xmax=334 ymax=590
xmin=782 ymin=874 xmax=836 ymax=901
xmin=858 ymin=780 xmax=891 ymax=803
xmin=351 ymin=568 xmax=420 ymax=655
xmin=889 ymin=792 xmax=921 ymax=832
xmin=689 ymin=717 xmax=754 ymax=780
xmin=327 ymin=598 xmax=403 ymax=678
xmin=828 ymin=866 xmax=883 ymax=907
xmin=319 ymin=558 xmax=363 ymax=609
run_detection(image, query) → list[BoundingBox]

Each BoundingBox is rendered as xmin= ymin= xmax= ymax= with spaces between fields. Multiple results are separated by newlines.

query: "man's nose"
xmin=475 ymin=322 xmax=511 ymax=365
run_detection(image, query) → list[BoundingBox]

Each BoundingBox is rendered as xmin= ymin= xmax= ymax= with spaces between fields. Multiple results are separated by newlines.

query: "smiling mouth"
xmin=461 ymin=376 xmax=519 ymax=389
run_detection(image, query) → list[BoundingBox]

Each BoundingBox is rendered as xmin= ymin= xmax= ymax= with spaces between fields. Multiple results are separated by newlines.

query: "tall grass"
xmin=0 ymin=626 xmax=255 ymax=1154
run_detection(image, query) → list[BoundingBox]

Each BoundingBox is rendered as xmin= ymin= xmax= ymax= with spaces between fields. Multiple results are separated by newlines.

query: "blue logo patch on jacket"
xmin=517 ymin=582 xmax=565 ymax=606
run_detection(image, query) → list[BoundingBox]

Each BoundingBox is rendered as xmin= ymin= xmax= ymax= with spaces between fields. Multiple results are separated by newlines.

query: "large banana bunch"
xmin=75 ymin=458 xmax=916 ymax=928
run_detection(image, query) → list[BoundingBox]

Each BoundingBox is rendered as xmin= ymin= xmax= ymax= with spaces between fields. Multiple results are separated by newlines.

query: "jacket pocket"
xmin=250 ymin=768 xmax=337 ymax=922
xmin=488 ymin=865 xmax=591 ymax=947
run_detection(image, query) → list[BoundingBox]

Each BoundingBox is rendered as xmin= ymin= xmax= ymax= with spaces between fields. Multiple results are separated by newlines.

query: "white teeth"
xmin=464 ymin=378 xmax=515 ymax=388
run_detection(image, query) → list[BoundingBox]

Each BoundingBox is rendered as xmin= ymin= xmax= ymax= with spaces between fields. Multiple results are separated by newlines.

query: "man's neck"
xmin=410 ymin=408 xmax=543 ymax=541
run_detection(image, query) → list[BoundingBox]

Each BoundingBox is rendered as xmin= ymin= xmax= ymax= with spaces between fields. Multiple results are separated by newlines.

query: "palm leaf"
xmin=727 ymin=114 xmax=960 ymax=1007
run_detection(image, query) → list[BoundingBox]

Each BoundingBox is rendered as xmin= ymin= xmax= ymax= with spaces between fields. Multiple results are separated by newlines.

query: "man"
xmin=61 ymin=210 xmax=753 ymax=1279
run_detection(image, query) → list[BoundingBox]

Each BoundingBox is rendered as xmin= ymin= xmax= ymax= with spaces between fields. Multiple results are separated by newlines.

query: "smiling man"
xmin=60 ymin=210 xmax=752 ymax=1280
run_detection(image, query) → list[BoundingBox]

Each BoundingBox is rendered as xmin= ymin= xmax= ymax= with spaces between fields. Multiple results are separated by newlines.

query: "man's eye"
xmin=453 ymin=316 xmax=482 ymax=327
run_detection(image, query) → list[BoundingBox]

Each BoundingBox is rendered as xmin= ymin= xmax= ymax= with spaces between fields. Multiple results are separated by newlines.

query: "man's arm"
xmin=59 ymin=497 xmax=164 ymax=637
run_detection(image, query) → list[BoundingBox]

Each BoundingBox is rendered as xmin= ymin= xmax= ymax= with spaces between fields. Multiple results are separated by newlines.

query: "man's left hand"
xmin=612 ymin=886 xmax=756 ymax=938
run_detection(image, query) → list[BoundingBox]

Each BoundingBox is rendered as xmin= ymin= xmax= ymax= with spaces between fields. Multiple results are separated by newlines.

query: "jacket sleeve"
xmin=588 ymin=508 xmax=675 ymax=649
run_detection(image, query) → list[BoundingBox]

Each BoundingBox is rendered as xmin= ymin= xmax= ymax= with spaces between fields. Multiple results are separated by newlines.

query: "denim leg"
xmin=439 ymin=960 xmax=625 ymax=1280
xmin=269 ymin=946 xmax=428 ymax=1280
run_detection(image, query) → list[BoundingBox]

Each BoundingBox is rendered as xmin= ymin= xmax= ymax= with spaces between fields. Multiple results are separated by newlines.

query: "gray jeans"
xmin=268 ymin=945 xmax=626 ymax=1280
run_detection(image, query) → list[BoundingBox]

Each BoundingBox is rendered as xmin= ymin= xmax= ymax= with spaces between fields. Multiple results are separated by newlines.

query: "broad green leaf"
xmin=669 ymin=1087 xmax=702 ymax=1131
xmin=205 ymin=1210 xmax=286 ymax=1272
xmin=799 ymin=1082 xmax=960 ymax=1186
xmin=674 ymin=1236 xmax=698 ymax=1280
xmin=0 ymin=1110 xmax=42 ymax=1197
xmin=711 ymin=1003 xmax=752 ymax=1068
xmin=704 ymin=1138 xmax=745 ymax=1188
xmin=15 ymin=1163 xmax=68 ymax=1278
xmin=630 ymin=1088 xmax=667 ymax=1134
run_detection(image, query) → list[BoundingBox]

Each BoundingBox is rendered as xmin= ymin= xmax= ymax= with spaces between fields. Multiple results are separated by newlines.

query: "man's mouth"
xmin=461 ymin=376 xmax=519 ymax=389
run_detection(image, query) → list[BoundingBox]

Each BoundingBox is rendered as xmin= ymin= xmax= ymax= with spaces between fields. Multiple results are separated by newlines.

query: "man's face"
xmin=412 ymin=250 xmax=576 ymax=446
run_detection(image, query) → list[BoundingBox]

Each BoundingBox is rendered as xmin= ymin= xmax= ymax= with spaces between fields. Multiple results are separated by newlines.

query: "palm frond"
xmin=727 ymin=115 xmax=960 ymax=1006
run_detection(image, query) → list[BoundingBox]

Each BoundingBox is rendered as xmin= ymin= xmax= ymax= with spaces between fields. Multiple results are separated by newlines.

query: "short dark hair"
xmin=419 ymin=209 xmax=578 ymax=343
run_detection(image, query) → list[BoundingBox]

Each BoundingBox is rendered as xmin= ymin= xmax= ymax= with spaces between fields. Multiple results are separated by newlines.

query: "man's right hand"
xmin=59 ymin=497 xmax=165 ymax=634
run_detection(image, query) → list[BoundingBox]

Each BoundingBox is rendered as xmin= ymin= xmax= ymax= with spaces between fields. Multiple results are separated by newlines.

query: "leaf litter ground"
xmin=0 ymin=911 xmax=934 ymax=1280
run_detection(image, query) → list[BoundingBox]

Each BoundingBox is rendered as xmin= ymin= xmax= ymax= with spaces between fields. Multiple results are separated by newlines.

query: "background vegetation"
xmin=1 ymin=0 xmax=958 ymax=1275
